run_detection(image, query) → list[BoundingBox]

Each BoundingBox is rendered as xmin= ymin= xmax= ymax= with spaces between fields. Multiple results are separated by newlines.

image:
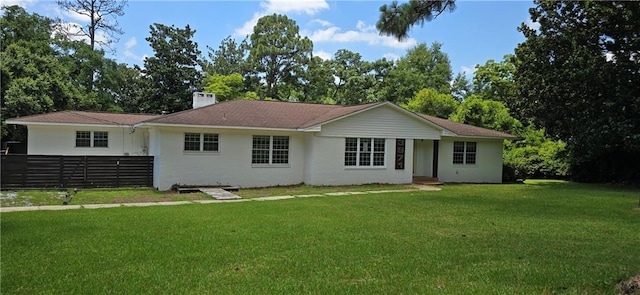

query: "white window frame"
xmin=252 ymin=135 xmax=289 ymax=166
xmin=75 ymin=131 xmax=108 ymax=148
xmin=183 ymin=133 xmax=219 ymax=153
xmin=453 ymin=141 xmax=476 ymax=165
xmin=345 ymin=138 xmax=385 ymax=167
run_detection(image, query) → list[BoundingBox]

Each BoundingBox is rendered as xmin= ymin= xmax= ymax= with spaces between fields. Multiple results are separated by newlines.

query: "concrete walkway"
xmin=0 ymin=185 xmax=440 ymax=213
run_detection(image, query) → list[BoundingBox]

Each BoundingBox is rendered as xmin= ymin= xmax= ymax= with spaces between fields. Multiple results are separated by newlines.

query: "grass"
xmin=236 ymin=183 xmax=418 ymax=199
xmin=0 ymin=184 xmax=417 ymax=206
xmin=0 ymin=188 xmax=207 ymax=207
xmin=1 ymin=181 xmax=639 ymax=294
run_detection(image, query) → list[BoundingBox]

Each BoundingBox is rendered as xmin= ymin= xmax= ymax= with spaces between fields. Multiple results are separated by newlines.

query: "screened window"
xmin=76 ymin=131 xmax=91 ymax=147
xmin=203 ymin=133 xmax=219 ymax=151
xmin=184 ymin=133 xmax=219 ymax=152
xmin=76 ymin=131 xmax=107 ymax=148
xmin=184 ymin=133 xmax=201 ymax=151
xmin=453 ymin=141 xmax=477 ymax=165
xmin=252 ymin=135 xmax=289 ymax=165
xmin=93 ymin=131 xmax=109 ymax=148
xmin=345 ymin=138 xmax=385 ymax=167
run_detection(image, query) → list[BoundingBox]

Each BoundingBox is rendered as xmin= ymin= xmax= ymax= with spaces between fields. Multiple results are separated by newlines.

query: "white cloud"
xmin=123 ymin=37 xmax=144 ymax=62
xmin=305 ymin=20 xmax=417 ymax=50
xmin=314 ymin=50 xmax=332 ymax=60
xmin=125 ymin=37 xmax=137 ymax=49
xmin=460 ymin=65 xmax=478 ymax=75
xmin=234 ymin=0 xmax=329 ymax=36
xmin=310 ymin=19 xmax=332 ymax=27
xmin=260 ymin=0 xmax=328 ymax=15
xmin=1 ymin=0 xmax=35 ymax=8
xmin=383 ymin=53 xmax=400 ymax=61
xmin=525 ymin=18 xmax=540 ymax=31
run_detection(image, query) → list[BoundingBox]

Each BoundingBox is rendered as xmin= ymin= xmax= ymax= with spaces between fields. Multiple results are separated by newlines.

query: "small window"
xmin=252 ymin=135 xmax=289 ymax=165
xmin=272 ymin=136 xmax=289 ymax=164
xmin=76 ymin=131 xmax=91 ymax=147
xmin=184 ymin=133 xmax=219 ymax=152
xmin=93 ymin=131 xmax=108 ymax=148
xmin=252 ymin=135 xmax=271 ymax=164
xmin=344 ymin=138 xmax=357 ymax=166
xmin=345 ymin=138 xmax=385 ymax=167
xmin=184 ymin=133 xmax=201 ymax=151
xmin=203 ymin=133 xmax=219 ymax=151
xmin=453 ymin=141 xmax=477 ymax=165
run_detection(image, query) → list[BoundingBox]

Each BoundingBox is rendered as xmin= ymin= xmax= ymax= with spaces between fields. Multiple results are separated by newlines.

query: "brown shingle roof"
xmin=142 ymin=100 xmax=383 ymax=129
xmin=7 ymin=100 xmax=515 ymax=139
xmin=7 ymin=111 xmax=160 ymax=126
xmin=418 ymin=114 xmax=517 ymax=139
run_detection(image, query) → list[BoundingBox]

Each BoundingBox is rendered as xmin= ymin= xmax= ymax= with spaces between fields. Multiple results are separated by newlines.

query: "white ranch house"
xmin=7 ymin=95 xmax=515 ymax=190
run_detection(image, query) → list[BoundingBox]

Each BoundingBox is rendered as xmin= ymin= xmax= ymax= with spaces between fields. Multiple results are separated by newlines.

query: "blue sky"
xmin=10 ymin=0 xmax=538 ymax=76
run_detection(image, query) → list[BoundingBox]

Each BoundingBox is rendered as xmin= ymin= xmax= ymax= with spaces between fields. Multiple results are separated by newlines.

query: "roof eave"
xmin=4 ymin=120 xmax=129 ymax=128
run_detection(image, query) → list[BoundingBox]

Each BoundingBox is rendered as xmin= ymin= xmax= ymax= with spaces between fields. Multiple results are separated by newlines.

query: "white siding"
xmin=304 ymin=135 xmax=413 ymax=186
xmin=152 ymin=127 xmax=305 ymax=190
xmin=26 ymin=125 xmax=148 ymax=156
xmin=437 ymin=137 xmax=504 ymax=183
xmin=319 ymin=105 xmax=441 ymax=139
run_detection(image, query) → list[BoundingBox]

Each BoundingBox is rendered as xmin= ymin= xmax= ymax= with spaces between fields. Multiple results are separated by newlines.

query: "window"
xmin=453 ymin=141 xmax=476 ymax=164
xmin=76 ymin=131 xmax=91 ymax=147
xmin=184 ymin=133 xmax=219 ymax=152
xmin=76 ymin=131 xmax=107 ymax=148
xmin=93 ymin=131 xmax=109 ymax=148
xmin=252 ymin=135 xmax=289 ymax=165
xmin=345 ymin=138 xmax=385 ymax=167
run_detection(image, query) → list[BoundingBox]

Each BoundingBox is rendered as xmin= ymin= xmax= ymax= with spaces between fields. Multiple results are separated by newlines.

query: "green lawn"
xmin=1 ymin=181 xmax=638 ymax=294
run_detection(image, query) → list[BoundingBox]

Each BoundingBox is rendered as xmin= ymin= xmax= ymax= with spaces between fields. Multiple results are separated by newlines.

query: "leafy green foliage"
xmin=203 ymin=73 xmax=244 ymax=102
xmin=514 ymin=0 xmax=640 ymax=182
xmin=450 ymin=72 xmax=472 ymax=101
xmin=248 ymin=14 xmax=312 ymax=100
xmin=377 ymin=0 xmax=456 ymax=40
xmin=385 ymin=43 xmax=452 ymax=104
xmin=450 ymin=96 xmax=521 ymax=133
xmin=142 ymin=23 xmax=202 ymax=113
xmin=205 ymin=35 xmax=249 ymax=76
xmin=472 ymin=55 xmax=518 ymax=112
xmin=402 ymin=88 xmax=458 ymax=118
xmin=504 ymin=125 xmax=569 ymax=179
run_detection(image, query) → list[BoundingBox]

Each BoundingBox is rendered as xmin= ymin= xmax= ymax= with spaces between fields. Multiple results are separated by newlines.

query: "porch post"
xmin=432 ymin=140 xmax=439 ymax=178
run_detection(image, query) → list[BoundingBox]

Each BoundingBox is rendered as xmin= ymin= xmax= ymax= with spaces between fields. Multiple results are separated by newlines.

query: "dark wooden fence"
xmin=1 ymin=155 xmax=153 ymax=189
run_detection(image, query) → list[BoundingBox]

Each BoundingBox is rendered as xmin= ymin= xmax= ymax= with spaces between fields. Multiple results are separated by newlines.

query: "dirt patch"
xmin=617 ymin=273 xmax=640 ymax=295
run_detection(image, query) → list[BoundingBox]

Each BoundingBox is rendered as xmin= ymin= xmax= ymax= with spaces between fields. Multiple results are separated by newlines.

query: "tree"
xmin=203 ymin=73 xmax=244 ymax=102
xmin=329 ymin=49 xmax=376 ymax=105
xmin=1 ymin=6 xmax=84 ymax=141
xmin=450 ymin=96 xmax=521 ymax=134
xmin=402 ymin=88 xmax=458 ymax=118
xmin=248 ymin=14 xmax=312 ymax=100
xmin=55 ymin=0 xmax=127 ymax=51
xmin=514 ymin=0 xmax=640 ymax=182
xmin=472 ymin=55 xmax=517 ymax=112
xmin=385 ymin=42 xmax=452 ymax=104
xmin=142 ymin=23 xmax=202 ymax=113
xmin=377 ymin=0 xmax=456 ymax=40
xmin=299 ymin=56 xmax=333 ymax=103
xmin=450 ymin=72 xmax=471 ymax=101
xmin=205 ymin=35 xmax=249 ymax=76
